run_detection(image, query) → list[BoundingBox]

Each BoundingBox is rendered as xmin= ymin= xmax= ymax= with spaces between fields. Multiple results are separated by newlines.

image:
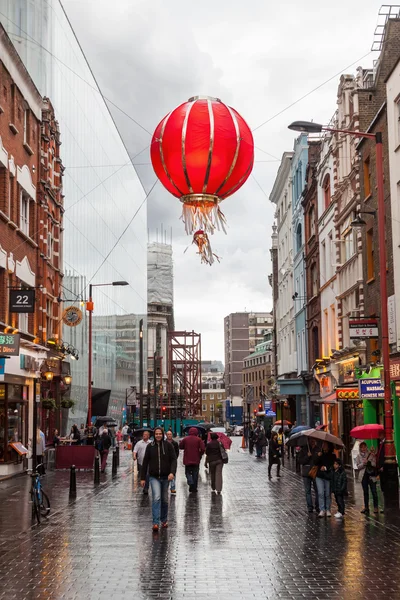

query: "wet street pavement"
xmin=1 ymin=440 xmax=400 ymax=599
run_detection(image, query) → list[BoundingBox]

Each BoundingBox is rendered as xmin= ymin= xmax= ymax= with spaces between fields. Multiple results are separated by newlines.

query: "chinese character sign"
xmin=0 ymin=334 xmax=20 ymax=356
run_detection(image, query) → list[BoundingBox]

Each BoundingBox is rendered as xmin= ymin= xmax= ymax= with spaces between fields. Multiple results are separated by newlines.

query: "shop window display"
xmin=0 ymin=384 xmax=27 ymax=462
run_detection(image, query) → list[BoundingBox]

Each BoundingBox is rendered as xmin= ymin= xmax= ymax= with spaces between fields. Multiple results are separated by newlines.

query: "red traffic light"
xmin=253 ymin=409 xmax=257 ymax=414
xmin=162 ymin=405 xmax=167 ymax=412
xmin=258 ymin=404 xmax=262 ymax=410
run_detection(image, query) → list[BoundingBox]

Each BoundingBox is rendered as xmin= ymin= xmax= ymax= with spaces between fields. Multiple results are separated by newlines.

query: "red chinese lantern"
xmin=151 ymin=95 xmax=254 ymax=261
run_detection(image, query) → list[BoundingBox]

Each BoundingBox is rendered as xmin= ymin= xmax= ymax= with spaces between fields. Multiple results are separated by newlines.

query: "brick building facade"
xmin=0 ymin=25 xmax=65 ymax=476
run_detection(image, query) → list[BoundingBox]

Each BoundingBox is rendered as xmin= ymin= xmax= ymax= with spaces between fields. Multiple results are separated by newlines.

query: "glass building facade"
xmin=0 ymin=0 xmax=147 ymax=425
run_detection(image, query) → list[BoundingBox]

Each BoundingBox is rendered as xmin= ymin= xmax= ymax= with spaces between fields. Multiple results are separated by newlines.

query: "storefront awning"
xmin=277 ymin=379 xmax=307 ymax=396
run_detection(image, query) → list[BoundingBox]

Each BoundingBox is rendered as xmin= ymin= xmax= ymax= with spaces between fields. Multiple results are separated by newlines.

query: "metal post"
xmin=153 ymin=351 xmax=157 ymax=428
xmin=32 ymin=388 xmax=37 ymax=472
xmin=87 ymin=284 xmax=93 ymax=426
xmin=94 ymin=455 xmax=100 ymax=484
xmin=281 ymin=401 xmax=285 ymax=467
xmin=69 ymin=464 xmax=77 ymax=495
xmin=139 ymin=319 xmax=144 ymax=427
xmin=375 ymin=132 xmax=399 ymax=506
xmin=112 ymin=449 xmax=118 ymax=476
xmin=116 ymin=444 xmax=120 ymax=467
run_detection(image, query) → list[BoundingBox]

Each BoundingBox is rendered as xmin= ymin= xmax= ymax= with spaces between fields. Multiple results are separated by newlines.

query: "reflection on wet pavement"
xmin=1 ymin=440 xmax=400 ymax=599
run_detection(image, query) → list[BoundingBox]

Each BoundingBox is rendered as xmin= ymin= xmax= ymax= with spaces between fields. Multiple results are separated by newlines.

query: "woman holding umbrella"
xmin=315 ymin=441 xmax=336 ymax=517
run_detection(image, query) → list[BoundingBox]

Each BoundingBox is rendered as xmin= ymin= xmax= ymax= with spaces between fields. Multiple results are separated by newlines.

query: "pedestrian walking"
xmin=179 ymin=427 xmax=205 ymax=493
xmin=206 ymin=432 xmax=225 ymax=493
xmin=79 ymin=423 xmax=87 ymax=445
xmin=116 ymin=427 xmax=123 ymax=447
xmin=255 ymin=427 xmax=267 ymax=459
xmin=248 ymin=427 xmax=255 ymax=455
xmin=36 ymin=428 xmax=46 ymax=475
xmin=356 ymin=442 xmax=379 ymax=514
xmin=332 ymin=458 xmax=347 ymax=518
xmin=140 ymin=427 xmax=177 ymax=532
xmin=315 ymin=441 xmax=335 ymax=517
xmin=266 ymin=423 xmax=272 ymax=442
xmin=166 ymin=431 xmax=179 ymax=494
xmin=122 ymin=424 xmax=129 ymax=447
xmin=268 ymin=432 xmax=281 ymax=479
xmin=297 ymin=438 xmax=320 ymax=513
xmin=286 ymin=424 xmax=295 ymax=458
xmin=277 ymin=427 xmax=284 ymax=455
xmin=99 ymin=427 xmax=112 ymax=472
xmin=377 ymin=431 xmax=386 ymax=501
xmin=85 ymin=424 xmax=97 ymax=446
xmin=133 ymin=430 xmax=151 ymax=494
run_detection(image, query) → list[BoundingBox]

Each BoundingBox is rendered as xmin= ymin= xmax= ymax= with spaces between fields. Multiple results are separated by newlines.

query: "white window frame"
xmin=210 ymin=394 xmax=215 ymax=400
xmin=18 ymin=312 xmax=28 ymax=332
xmin=20 ymin=191 xmax=29 ymax=235
xmin=202 ymin=404 xmax=207 ymax=412
xmin=46 ymin=299 xmax=53 ymax=338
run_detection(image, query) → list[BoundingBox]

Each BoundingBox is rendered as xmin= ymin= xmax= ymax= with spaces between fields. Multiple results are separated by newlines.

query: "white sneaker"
xmin=318 ymin=510 xmax=326 ymax=518
xmin=334 ymin=512 xmax=343 ymax=518
xmin=326 ymin=510 xmax=332 ymax=517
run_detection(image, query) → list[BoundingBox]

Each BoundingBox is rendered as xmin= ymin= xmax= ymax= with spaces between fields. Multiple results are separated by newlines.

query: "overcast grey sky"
xmin=64 ymin=0 xmax=385 ymax=361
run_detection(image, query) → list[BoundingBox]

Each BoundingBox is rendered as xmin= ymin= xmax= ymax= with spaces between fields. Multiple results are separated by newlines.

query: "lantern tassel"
xmin=185 ymin=230 xmax=221 ymax=266
xmin=181 ymin=201 xmax=227 ymax=236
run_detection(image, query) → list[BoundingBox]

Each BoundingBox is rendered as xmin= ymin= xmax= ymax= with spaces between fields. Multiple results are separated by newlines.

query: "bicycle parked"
xmin=28 ymin=463 xmax=50 ymax=524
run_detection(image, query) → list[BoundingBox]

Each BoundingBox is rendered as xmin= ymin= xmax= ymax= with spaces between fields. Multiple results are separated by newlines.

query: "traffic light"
xmin=162 ymin=405 xmax=167 ymax=413
xmin=253 ymin=409 xmax=257 ymax=415
xmin=258 ymin=403 xmax=262 ymax=410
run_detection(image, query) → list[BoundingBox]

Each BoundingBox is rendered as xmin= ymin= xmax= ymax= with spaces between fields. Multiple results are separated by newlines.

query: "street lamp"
xmin=87 ymin=280 xmax=129 ymax=425
xmin=289 ymin=120 xmax=398 ymax=506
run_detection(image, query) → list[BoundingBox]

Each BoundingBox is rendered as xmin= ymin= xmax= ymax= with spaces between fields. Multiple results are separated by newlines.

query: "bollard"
xmin=116 ymin=445 xmax=120 ymax=467
xmin=112 ymin=449 xmax=118 ymax=476
xmin=69 ymin=464 xmax=77 ymax=496
xmin=94 ymin=455 xmax=100 ymax=484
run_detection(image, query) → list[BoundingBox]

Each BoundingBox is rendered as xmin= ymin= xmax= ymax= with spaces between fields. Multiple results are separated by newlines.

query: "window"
xmin=20 ymin=192 xmax=29 ymax=235
xmin=309 ymin=206 xmax=315 ymax=238
xmin=323 ymin=174 xmax=331 ymax=210
xmin=363 ymin=157 xmax=371 ymax=198
xmin=202 ymin=394 xmax=206 ymax=401
xmin=210 ymin=394 xmax=214 ymax=400
xmin=311 ymin=264 xmax=318 ymax=297
xmin=8 ymin=173 xmax=13 ymax=218
xmin=47 ymin=224 xmax=54 ymax=260
xmin=202 ymin=404 xmax=207 ymax=412
xmin=342 ymin=229 xmax=355 ymax=263
xmin=321 ymin=240 xmax=326 ymax=283
xmin=46 ymin=299 xmax=53 ymax=339
xmin=217 ymin=394 xmax=222 ymax=400
xmin=23 ymin=109 xmax=28 ymax=145
xmin=366 ymin=228 xmax=375 ymax=280
xmin=312 ymin=327 xmax=319 ymax=364
xmin=296 ymin=223 xmax=302 ymax=252
xmin=18 ymin=312 xmax=28 ymax=332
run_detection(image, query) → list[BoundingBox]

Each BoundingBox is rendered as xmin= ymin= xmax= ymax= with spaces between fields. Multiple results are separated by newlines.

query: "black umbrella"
xmin=132 ymin=427 xmax=154 ymax=437
xmin=197 ymin=422 xmax=215 ymax=430
xmin=183 ymin=425 xmax=206 ymax=436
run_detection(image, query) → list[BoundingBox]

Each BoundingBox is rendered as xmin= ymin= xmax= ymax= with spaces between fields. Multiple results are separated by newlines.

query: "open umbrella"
xmin=350 ymin=424 xmax=384 ymax=439
xmin=207 ymin=431 xmax=232 ymax=450
xmin=275 ymin=420 xmax=292 ymax=426
xmin=316 ymin=424 xmax=328 ymax=431
xmin=286 ymin=428 xmax=344 ymax=449
xmin=287 ymin=425 xmax=310 ymax=438
xmin=183 ymin=425 xmax=206 ymax=436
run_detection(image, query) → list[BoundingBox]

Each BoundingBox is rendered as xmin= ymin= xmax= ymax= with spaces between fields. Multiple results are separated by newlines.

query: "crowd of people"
xmin=246 ymin=422 xmax=386 ymax=519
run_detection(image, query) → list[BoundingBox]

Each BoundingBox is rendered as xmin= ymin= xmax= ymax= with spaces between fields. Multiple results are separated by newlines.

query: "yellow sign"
xmin=336 ymin=388 xmax=359 ymax=400
xmin=62 ymin=306 xmax=83 ymax=327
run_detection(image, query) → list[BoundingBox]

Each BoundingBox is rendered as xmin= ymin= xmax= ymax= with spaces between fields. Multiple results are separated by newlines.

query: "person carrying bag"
xmin=206 ymin=433 xmax=226 ymax=494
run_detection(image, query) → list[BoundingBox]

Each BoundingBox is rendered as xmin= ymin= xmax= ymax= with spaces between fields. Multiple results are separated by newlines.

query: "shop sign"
xmin=265 ymin=409 xmax=276 ymax=417
xmin=0 ymin=333 xmax=20 ymax=356
xmin=336 ymin=387 xmax=359 ymax=401
xmin=338 ymin=359 xmax=358 ymax=385
xmin=349 ymin=319 xmax=379 ymax=340
xmin=359 ymin=378 xmax=384 ymax=399
xmin=395 ymin=382 xmax=400 ymax=397
xmin=62 ymin=306 xmax=83 ymax=327
xmin=0 ymin=357 xmax=5 ymax=375
xmin=390 ymin=358 xmax=400 ymax=381
xmin=264 ymin=400 xmax=272 ymax=412
xmin=9 ymin=289 xmax=35 ymax=313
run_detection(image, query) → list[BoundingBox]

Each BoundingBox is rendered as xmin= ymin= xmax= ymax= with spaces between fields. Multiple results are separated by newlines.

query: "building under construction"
xmin=168 ymin=331 xmax=202 ymax=419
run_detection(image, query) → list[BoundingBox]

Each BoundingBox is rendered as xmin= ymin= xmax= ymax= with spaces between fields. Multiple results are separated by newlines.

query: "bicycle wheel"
xmin=40 ymin=491 xmax=50 ymax=517
xmin=32 ymin=490 xmax=41 ymax=524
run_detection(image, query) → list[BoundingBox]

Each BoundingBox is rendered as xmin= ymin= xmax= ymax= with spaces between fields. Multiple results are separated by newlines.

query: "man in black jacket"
xmin=141 ymin=427 xmax=177 ymax=531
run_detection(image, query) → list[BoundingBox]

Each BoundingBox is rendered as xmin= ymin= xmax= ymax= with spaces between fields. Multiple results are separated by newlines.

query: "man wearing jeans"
xmin=140 ymin=427 xmax=177 ymax=532
xmin=179 ymin=427 xmax=205 ymax=493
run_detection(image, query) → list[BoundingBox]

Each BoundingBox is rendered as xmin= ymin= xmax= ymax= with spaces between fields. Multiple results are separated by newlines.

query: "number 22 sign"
xmin=9 ymin=289 xmax=35 ymax=313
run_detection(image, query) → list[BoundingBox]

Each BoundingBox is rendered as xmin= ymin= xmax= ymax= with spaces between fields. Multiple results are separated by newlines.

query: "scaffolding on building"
xmin=167 ymin=331 xmax=202 ymax=419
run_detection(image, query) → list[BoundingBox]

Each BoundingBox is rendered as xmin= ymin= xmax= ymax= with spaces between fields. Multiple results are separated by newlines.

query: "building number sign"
xmin=9 ymin=289 xmax=35 ymax=313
